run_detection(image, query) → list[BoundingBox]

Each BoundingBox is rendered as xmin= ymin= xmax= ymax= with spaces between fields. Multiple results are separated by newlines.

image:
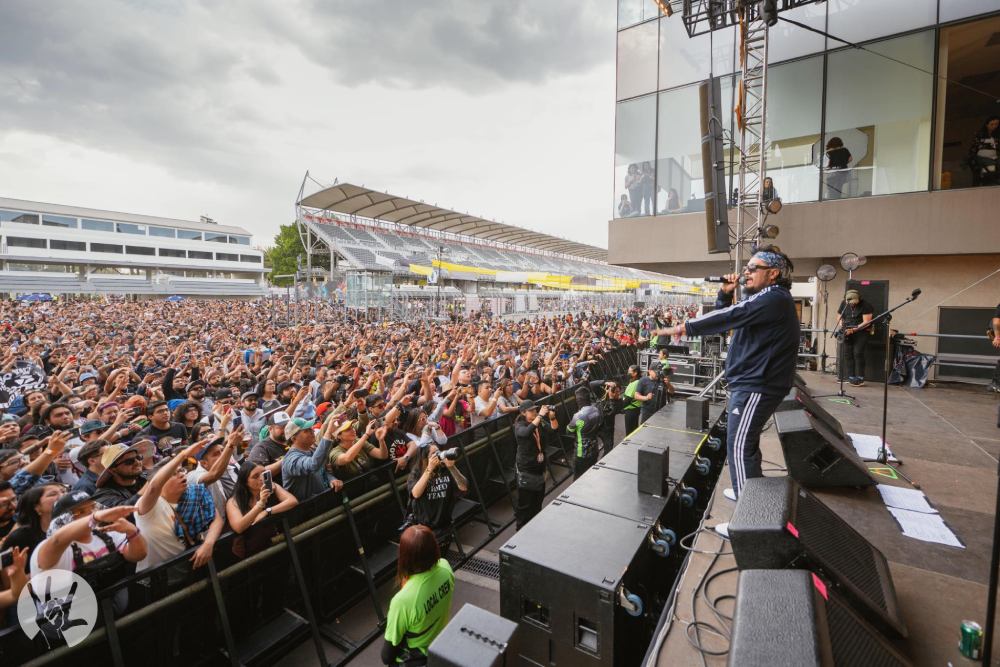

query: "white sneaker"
xmin=714 ymin=522 xmax=730 ymax=539
xmin=723 ymin=488 xmax=737 ymax=502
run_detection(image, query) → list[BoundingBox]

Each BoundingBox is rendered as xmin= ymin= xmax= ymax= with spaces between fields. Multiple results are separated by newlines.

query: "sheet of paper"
xmin=848 ymin=432 xmax=898 ymax=462
xmin=877 ymin=484 xmax=936 ymax=514
xmin=887 ymin=507 xmax=964 ymax=548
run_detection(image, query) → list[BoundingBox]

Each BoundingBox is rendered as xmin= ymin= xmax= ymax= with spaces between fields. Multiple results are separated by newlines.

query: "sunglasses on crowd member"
xmin=114 ymin=454 xmax=143 ymax=467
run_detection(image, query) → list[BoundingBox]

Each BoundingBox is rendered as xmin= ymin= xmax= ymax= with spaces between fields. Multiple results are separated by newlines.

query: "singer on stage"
xmin=653 ymin=247 xmax=800 ymax=531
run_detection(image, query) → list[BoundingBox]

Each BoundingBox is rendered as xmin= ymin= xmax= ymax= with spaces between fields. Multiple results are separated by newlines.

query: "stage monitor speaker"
xmin=686 ymin=397 xmax=709 ymax=431
xmin=637 ymin=445 xmax=670 ymax=497
xmin=776 ymin=387 xmax=847 ymax=441
xmin=774 ymin=409 xmax=872 ymax=487
xmin=838 ymin=279 xmax=888 ymax=383
xmin=429 ymin=603 xmax=519 ymax=667
xmin=699 ymin=76 xmax=730 ymax=254
xmin=729 ymin=570 xmax=912 ymax=667
xmin=729 ymin=477 xmax=907 ymax=639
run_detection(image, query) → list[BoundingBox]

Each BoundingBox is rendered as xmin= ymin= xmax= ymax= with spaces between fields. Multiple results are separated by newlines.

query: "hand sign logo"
xmin=17 ymin=569 xmax=98 ymax=649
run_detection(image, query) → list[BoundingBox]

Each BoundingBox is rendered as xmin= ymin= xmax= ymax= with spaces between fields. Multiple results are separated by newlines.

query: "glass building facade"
xmin=614 ymin=0 xmax=1000 ymax=217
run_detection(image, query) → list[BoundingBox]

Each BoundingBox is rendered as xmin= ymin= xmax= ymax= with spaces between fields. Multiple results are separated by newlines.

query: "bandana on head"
xmin=753 ymin=250 xmax=787 ymax=271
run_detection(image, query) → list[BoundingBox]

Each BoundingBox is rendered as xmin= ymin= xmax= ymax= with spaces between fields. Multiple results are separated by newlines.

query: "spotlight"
xmin=760 ymin=223 xmax=780 ymax=239
xmin=761 ymin=0 xmax=778 ymax=26
xmin=654 ymin=0 xmax=673 ymax=17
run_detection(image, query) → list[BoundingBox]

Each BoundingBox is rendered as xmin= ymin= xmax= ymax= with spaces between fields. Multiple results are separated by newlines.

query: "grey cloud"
xmin=295 ymin=0 xmax=612 ymax=91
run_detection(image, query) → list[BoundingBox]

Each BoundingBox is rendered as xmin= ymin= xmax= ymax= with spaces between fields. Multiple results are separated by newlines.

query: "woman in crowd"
xmin=1 ymin=482 xmax=64 ymax=561
xmin=226 ymin=460 xmax=298 ymax=556
xmin=381 ymin=525 xmax=455 ymax=666
xmin=173 ymin=400 xmax=205 ymax=439
xmin=407 ymin=443 xmax=468 ymax=548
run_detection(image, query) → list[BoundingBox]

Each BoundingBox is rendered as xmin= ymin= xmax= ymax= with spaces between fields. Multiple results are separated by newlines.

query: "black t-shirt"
xmin=0 ymin=518 xmax=13 ymax=542
xmin=384 ymin=428 xmax=410 ymax=464
xmin=2 ymin=525 xmax=44 ymax=567
xmin=827 ymin=146 xmax=851 ymax=169
xmin=637 ymin=376 xmax=658 ymax=415
xmin=249 ymin=437 xmax=285 ymax=466
xmin=514 ymin=419 xmax=553 ymax=474
xmin=407 ymin=466 xmax=459 ymax=530
xmin=141 ymin=421 xmax=189 ymax=448
xmin=838 ymin=300 xmax=874 ymax=329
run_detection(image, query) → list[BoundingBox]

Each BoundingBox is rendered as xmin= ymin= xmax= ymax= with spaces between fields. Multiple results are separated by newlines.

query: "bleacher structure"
xmin=294 ymin=178 xmax=709 ymax=313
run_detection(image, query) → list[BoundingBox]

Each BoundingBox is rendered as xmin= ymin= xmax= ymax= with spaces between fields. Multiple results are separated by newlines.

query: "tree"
xmin=264 ymin=223 xmax=329 ymax=286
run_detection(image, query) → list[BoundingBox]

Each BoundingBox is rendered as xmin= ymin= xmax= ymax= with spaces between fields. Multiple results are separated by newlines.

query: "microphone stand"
xmin=855 ymin=289 xmax=921 ymax=488
xmin=813 ymin=278 xmax=858 ymax=404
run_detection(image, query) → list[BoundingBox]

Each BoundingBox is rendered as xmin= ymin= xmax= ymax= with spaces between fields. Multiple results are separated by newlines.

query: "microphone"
xmin=704 ymin=276 xmax=748 ymax=285
xmin=910 ymin=288 xmax=922 ymax=299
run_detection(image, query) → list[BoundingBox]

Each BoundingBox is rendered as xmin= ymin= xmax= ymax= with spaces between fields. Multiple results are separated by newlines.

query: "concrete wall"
xmin=608 ymin=186 xmax=1000 ymax=272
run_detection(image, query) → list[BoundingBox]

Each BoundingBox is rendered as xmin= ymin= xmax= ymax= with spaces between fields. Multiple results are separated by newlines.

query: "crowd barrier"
xmin=0 ymin=346 xmax=638 ymax=667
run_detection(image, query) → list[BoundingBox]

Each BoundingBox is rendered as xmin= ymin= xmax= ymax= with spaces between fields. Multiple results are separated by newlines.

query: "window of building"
xmin=8 ymin=263 xmax=73 ymax=272
xmin=823 ymin=31 xmax=934 ymax=200
xmin=240 ymin=254 xmax=262 ymax=263
xmin=177 ymin=229 xmax=203 ymax=240
xmin=188 ymin=250 xmax=213 ymax=260
xmin=126 ymin=246 xmax=156 ymax=256
xmin=91 ymin=243 xmax=123 ymax=253
xmin=42 ymin=214 xmax=78 ymax=229
xmin=0 ymin=210 xmax=39 ymax=225
xmin=617 ymin=0 xmax=659 ymax=30
xmin=81 ymin=218 xmax=115 ymax=232
xmin=6 ymin=237 xmax=47 ymax=249
xmin=655 ymin=84 xmax=702 ymax=215
xmin=657 ymin=16 xmax=732 ymax=91
xmin=204 ymin=231 xmax=228 ymax=243
xmin=50 ymin=239 xmax=87 ymax=251
xmin=116 ymin=222 xmax=146 ymax=235
xmin=614 ymin=95 xmax=657 ymax=218
xmin=159 ymin=248 xmax=186 ymax=258
xmin=617 ymin=20 xmax=659 ymax=100
xmin=941 ymin=0 xmax=1000 ymax=23
xmin=936 ymin=15 xmax=1000 ymax=190
xmin=827 ymin=0 xmax=936 ymax=46
xmin=149 ymin=226 xmax=176 ymax=238
xmin=763 ymin=55 xmax=824 ymax=203
xmin=216 ymin=252 xmax=238 ymax=261
xmin=763 ymin=4 xmax=826 ymax=64
xmin=230 ymin=235 xmax=250 ymax=245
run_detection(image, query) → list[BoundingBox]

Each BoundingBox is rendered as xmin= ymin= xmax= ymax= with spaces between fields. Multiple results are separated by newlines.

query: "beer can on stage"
xmin=959 ymin=620 xmax=983 ymax=660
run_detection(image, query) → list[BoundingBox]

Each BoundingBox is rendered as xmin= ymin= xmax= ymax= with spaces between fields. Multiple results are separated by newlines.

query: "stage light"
xmin=760 ymin=223 xmax=780 ymax=239
xmin=840 ymin=252 xmax=867 ymax=273
xmin=761 ymin=0 xmax=778 ymax=26
xmin=816 ymin=264 xmax=837 ymax=282
xmin=654 ymin=0 xmax=673 ymax=17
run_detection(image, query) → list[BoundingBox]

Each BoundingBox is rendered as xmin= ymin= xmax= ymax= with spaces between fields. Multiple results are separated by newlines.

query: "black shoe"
xmin=854 ymin=378 xmax=866 ymax=386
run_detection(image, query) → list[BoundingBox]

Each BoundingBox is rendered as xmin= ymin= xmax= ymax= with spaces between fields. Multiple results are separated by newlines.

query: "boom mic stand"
xmin=857 ymin=287 xmax=922 ymax=488
xmin=814 ymin=282 xmax=858 ymax=405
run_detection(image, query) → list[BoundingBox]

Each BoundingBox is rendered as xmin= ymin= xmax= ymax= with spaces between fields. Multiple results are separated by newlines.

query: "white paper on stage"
xmin=876 ymin=484 xmax=936 ymax=514
xmin=887 ymin=507 xmax=964 ymax=548
xmin=848 ymin=432 xmax=898 ymax=462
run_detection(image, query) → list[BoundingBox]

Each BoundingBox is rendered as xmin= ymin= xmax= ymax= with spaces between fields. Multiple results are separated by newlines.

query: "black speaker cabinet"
xmin=837 ymin=279 xmax=888 ymax=383
xmin=429 ymin=604 xmax=519 ymax=667
xmin=775 ymin=410 xmax=872 ymax=487
xmin=637 ymin=445 xmax=669 ymax=496
xmin=729 ymin=477 xmax=907 ymax=639
xmin=686 ymin=397 xmax=710 ymax=430
xmin=500 ymin=501 xmax=665 ymax=667
xmin=729 ymin=570 xmax=912 ymax=667
xmin=776 ymin=386 xmax=848 ymax=441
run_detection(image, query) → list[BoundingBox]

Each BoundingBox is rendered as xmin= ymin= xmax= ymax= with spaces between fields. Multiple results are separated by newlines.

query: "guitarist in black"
xmin=835 ymin=289 xmax=874 ymax=386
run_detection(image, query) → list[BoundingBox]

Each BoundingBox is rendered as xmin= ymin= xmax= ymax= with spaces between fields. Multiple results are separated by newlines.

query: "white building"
xmin=0 ymin=197 xmax=267 ymax=297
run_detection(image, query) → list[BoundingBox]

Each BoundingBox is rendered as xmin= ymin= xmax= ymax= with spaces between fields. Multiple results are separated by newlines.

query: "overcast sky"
xmin=0 ymin=0 xmax=616 ymax=249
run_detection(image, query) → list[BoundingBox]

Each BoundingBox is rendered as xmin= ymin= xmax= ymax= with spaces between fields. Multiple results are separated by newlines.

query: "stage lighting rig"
xmin=653 ymin=0 xmax=674 ymax=17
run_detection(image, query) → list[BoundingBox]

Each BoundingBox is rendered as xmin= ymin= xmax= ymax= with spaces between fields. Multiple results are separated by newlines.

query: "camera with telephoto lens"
xmin=434 ymin=447 xmax=460 ymax=461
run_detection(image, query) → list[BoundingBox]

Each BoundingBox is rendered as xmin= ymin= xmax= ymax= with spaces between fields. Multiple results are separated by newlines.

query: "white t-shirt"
xmin=31 ymin=530 xmax=128 ymax=576
xmin=135 ymin=496 xmax=184 ymax=572
xmin=473 ymin=396 xmax=497 ymax=419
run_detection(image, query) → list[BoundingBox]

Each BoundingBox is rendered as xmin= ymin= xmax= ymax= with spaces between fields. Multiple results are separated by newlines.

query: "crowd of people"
xmin=0 ymin=296 xmax=700 ymax=656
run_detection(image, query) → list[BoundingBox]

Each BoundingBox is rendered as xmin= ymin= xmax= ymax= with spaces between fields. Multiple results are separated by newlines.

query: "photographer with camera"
xmin=513 ymin=400 xmax=559 ymax=530
xmin=407 ymin=443 xmax=468 ymax=550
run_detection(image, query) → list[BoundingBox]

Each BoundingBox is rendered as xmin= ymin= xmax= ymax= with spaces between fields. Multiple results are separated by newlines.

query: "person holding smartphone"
xmin=226 ymin=461 xmax=298 ymax=557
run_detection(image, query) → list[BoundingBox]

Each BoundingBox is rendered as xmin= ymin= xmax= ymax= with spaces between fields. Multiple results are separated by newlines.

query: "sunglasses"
xmin=742 ymin=263 xmax=771 ymax=273
xmin=114 ymin=454 xmax=143 ymax=467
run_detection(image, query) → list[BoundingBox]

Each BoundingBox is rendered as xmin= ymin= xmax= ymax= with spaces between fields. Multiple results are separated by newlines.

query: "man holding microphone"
xmin=652 ymin=246 xmax=800 ymax=536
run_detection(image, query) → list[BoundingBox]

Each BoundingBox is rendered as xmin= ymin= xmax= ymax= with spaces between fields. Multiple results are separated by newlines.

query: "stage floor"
xmin=654 ymin=371 xmax=1000 ymax=667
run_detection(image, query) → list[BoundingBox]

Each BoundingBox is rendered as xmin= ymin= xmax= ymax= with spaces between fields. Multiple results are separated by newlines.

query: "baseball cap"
xmin=268 ymin=410 xmax=291 ymax=426
xmin=80 ymin=419 xmax=107 ymax=436
xmin=284 ymin=418 xmax=316 ymax=441
xmin=76 ymin=439 xmax=106 ymax=467
xmin=518 ymin=400 xmax=536 ymax=413
xmin=52 ymin=490 xmax=92 ymax=520
xmin=79 ymin=371 xmax=98 ymax=383
xmin=185 ymin=379 xmax=206 ymax=393
xmin=240 ymin=390 xmax=259 ymax=402
xmin=277 ymin=380 xmax=300 ymax=394
xmin=215 ymin=387 xmax=234 ymax=401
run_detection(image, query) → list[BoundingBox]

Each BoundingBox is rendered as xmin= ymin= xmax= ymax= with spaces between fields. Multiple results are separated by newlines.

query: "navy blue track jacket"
xmin=684 ymin=285 xmax=800 ymax=396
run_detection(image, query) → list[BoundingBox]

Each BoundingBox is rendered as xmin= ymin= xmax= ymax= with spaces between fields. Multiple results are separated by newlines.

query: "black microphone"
xmin=910 ymin=288 xmax=922 ymax=299
xmin=704 ymin=276 xmax=747 ymax=285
